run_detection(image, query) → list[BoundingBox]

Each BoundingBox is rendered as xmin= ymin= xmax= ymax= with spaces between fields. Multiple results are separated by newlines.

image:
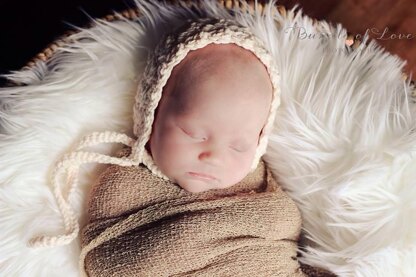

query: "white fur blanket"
xmin=1 ymin=1 xmax=415 ymax=276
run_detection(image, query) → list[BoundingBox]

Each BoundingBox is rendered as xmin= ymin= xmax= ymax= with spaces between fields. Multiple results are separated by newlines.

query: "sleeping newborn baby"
xmin=81 ymin=19 xmax=305 ymax=276
xmin=29 ymin=18 xmax=305 ymax=277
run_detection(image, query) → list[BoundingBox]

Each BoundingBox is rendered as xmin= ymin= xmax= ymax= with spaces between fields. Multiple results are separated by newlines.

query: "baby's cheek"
xmin=154 ymin=129 xmax=181 ymax=160
xmin=225 ymin=153 xmax=253 ymax=184
xmin=164 ymin=132 xmax=196 ymax=164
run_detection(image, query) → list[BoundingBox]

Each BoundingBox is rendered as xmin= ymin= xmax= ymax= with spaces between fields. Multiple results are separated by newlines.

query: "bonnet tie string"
xmin=28 ymin=131 xmax=140 ymax=248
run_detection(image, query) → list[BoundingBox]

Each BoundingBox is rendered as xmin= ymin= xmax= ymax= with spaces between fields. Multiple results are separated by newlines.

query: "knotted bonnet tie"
xmin=28 ymin=17 xmax=280 ymax=248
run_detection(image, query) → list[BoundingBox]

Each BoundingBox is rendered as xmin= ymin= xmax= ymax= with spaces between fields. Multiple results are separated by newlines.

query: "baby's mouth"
xmin=187 ymin=172 xmax=217 ymax=181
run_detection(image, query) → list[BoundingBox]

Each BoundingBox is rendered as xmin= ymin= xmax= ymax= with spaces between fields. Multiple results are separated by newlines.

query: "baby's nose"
xmin=198 ymin=148 xmax=223 ymax=166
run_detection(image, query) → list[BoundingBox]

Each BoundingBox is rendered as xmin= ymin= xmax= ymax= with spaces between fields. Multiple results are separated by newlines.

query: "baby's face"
xmin=149 ymin=44 xmax=272 ymax=193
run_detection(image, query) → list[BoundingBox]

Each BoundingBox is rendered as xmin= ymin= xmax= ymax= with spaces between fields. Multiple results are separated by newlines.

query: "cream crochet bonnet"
xmin=28 ymin=18 xmax=280 ymax=248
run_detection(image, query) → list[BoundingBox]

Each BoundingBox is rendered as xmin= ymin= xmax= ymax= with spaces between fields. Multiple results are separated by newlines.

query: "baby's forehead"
xmin=168 ymin=43 xmax=271 ymax=91
xmin=162 ymin=43 xmax=273 ymax=116
xmin=181 ymin=43 xmax=263 ymax=74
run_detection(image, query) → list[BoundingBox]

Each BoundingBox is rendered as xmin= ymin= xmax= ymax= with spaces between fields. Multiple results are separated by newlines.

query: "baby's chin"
xmin=176 ymin=179 xmax=219 ymax=193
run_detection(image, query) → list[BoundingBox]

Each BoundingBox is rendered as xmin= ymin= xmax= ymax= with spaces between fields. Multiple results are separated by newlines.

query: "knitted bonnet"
xmin=132 ymin=17 xmax=280 ymax=179
xmin=28 ymin=17 xmax=280 ymax=248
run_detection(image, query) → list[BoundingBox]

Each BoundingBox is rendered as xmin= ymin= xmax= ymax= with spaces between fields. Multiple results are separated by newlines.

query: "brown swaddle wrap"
xmin=80 ymin=155 xmax=305 ymax=277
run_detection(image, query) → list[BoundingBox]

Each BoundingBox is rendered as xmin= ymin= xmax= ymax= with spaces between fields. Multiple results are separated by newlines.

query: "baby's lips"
xmin=187 ymin=171 xmax=217 ymax=180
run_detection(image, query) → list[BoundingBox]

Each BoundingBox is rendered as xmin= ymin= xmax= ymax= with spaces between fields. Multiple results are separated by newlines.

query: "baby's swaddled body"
xmin=81 ymin=154 xmax=304 ymax=277
xmin=79 ymin=18 xmax=306 ymax=276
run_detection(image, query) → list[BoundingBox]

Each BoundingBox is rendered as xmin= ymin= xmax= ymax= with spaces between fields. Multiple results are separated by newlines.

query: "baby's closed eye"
xmin=177 ymin=123 xmax=254 ymax=152
xmin=229 ymin=143 xmax=250 ymax=153
xmin=179 ymin=126 xmax=207 ymax=141
xmin=229 ymin=146 xmax=246 ymax=153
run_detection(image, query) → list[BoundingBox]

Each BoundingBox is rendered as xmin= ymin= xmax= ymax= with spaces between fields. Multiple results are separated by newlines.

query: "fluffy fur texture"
xmin=1 ymin=1 xmax=415 ymax=276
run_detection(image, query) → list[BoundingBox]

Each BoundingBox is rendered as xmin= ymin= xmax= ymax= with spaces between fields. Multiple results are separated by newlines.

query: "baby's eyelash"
xmin=192 ymin=135 xmax=207 ymax=141
xmin=229 ymin=145 xmax=247 ymax=153
xmin=180 ymin=127 xmax=206 ymax=141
